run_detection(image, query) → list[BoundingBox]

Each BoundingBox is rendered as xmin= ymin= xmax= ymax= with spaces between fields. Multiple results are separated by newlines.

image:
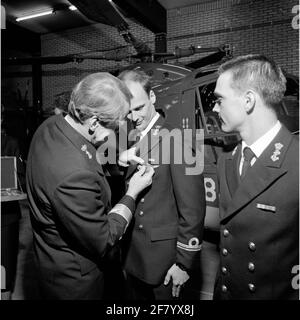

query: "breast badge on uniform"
xmin=81 ymin=144 xmax=92 ymax=159
xmin=256 ymin=203 xmax=276 ymax=212
xmin=271 ymin=142 xmax=283 ymax=162
xmin=152 ymin=125 xmax=161 ymax=136
xmin=177 ymin=237 xmax=202 ymax=252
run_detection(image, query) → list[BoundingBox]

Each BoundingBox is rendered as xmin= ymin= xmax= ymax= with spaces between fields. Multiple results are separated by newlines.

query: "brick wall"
xmin=2 ymin=50 xmax=33 ymax=109
xmin=38 ymin=0 xmax=298 ymax=111
xmin=41 ymin=20 xmax=154 ymax=111
xmin=167 ymin=0 xmax=299 ymax=73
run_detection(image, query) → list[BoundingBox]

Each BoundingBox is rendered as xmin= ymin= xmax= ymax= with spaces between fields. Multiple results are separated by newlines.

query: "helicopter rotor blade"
xmin=3 ymin=56 xmax=78 ymax=65
xmin=118 ymin=27 xmax=152 ymax=56
xmin=152 ymin=45 xmax=229 ymax=61
xmin=185 ymin=44 xmax=232 ymax=69
xmin=2 ymin=49 xmax=141 ymax=65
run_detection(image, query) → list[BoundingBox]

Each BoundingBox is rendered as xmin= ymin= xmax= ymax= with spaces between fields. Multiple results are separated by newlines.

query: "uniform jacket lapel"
xmin=138 ymin=116 xmax=165 ymax=159
xmin=126 ymin=116 xmax=165 ymax=179
xmin=125 ymin=129 xmax=141 ymax=178
xmin=225 ymin=144 xmax=241 ymax=198
xmin=221 ymin=126 xmax=292 ymax=221
xmin=55 ymin=115 xmax=105 ymax=177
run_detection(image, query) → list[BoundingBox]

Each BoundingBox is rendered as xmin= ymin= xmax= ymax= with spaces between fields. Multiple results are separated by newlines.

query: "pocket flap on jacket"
xmin=76 ymin=254 xmax=97 ymax=275
xmin=151 ymin=225 xmax=178 ymax=241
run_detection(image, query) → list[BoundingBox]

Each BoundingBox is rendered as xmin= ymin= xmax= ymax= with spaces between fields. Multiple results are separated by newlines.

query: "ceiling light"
xmin=69 ymin=5 xmax=77 ymax=11
xmin=16 ymin=10 xmax=53 ymax=22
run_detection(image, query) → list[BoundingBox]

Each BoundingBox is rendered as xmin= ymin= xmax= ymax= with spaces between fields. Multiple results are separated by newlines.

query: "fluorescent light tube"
xmin=16 ymin=10 xmax=53 ymax=22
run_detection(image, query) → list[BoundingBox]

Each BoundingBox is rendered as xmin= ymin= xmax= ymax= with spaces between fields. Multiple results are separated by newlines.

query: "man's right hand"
xmin=118 ymin=147 xmax=144 ymax=167
xmin=126 ymin=165 xmax=154 ymax=200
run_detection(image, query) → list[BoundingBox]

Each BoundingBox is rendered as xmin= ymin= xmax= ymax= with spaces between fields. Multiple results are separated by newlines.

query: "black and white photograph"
xmin=0 ymin=0 xmax=299 ymax=313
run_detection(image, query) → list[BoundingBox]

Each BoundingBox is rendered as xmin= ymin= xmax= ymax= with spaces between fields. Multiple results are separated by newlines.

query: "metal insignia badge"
xmin=81 ymin=144 xmax=92 ymax=159
xmin=271 ymin=142 xmax=283 ymax=162
xmin=177 ymin=237 xmax=202 ymax=252
xmin=152 ymin=125 xmax=161 ymax=136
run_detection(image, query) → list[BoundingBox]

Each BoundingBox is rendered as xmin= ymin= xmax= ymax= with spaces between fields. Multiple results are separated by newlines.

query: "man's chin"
xmin=221 ymin=123 xmax=230 ymax=133
xmin=135 ymin=123 xmax=144 ymax=131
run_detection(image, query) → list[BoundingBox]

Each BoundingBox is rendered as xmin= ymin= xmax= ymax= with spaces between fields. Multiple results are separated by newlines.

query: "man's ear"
xmin=244 ymin=90 xmax=256 ymax=114
xmin=88 ymin=116 xmax=100 ymax=134
xmin=149 ymin=90 xmax=156 ymax=105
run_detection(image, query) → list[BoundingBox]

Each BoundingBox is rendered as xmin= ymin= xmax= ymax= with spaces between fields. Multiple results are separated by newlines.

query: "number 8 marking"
xmin=204 ymin=177 xmax=216 ymax=202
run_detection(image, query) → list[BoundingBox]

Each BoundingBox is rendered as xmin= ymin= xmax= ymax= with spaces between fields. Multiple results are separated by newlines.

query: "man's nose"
xmin=130 ymin=111 xmax=139 ymax=122
xmin=212 ymin=104 xmax=219 ymax=113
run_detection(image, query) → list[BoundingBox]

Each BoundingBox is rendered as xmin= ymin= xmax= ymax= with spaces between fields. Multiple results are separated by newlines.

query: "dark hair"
xmin=218 ymin=54 xmax=286 ymax=108
xmin=54 ymin=91 xmax=71 ymax=114
xmin=118 ymin=69 xmax=152 ymax=95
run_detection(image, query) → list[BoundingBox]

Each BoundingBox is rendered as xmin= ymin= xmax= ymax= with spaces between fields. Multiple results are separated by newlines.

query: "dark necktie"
xmin=241 ymin=147 xmax=255 ymax=179
xmin=136 ymin=133 xmax=142 ymax=143
xmin=135 ymin=133 xmax=142 ymax=157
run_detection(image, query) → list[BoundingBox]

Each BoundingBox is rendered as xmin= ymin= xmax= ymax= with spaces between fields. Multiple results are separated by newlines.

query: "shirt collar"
xmin=241 ymin=121 xmax=282 ymax=158
xmin=139 ymin=112 xmax=160 ymax=139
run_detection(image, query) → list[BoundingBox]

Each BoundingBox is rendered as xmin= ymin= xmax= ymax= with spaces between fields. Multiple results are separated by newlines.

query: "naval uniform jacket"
xmin=123 ymin=116 xmax=206 ymax=285
xmin=214 ymin=125 xmax=299 ymax=300
xmin=26 ymin=115 xmax=134 ymax=299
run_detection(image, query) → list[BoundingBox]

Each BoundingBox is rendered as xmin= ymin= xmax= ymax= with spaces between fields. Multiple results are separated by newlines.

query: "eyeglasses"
xmin=212 ymin=97 xmax=223 ymax=106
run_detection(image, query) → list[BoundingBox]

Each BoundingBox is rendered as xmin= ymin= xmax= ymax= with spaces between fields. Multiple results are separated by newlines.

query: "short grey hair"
xmin=218 ymin=54 xmax=286 ymax=108
xmin=68 ymin=72 xmax=132 ymax=128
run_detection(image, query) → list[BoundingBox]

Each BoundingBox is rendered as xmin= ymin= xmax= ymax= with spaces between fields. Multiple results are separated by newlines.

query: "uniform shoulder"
xmin=31 ymin=115 xmax=58 ymax=140
xmin=290 ymin=133 xmax=299 ymax=144
xmin=217 ymin=143 xmax=240 ymax=162
xmin=287 ymin=133 xmax=299 ymax=154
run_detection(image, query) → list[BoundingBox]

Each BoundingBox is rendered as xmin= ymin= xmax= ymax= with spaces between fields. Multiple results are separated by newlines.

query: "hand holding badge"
xmin=118 ymin=147 xmax=144 ymax=167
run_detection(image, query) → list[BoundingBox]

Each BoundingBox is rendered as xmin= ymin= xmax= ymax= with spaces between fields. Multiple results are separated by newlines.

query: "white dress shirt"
xmin=139 ymin=112 xmax=160 ymax=140
xmin=239 ymin=121 xmax=282 ymax=175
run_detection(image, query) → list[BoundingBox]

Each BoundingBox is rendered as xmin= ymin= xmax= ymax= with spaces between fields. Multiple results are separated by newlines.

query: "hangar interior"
xmin=1 ymin=0 xmax=299 ymax=300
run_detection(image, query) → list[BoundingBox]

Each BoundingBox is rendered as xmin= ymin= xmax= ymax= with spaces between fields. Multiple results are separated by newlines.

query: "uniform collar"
xmin=55 ymin=114 xmax=104 ymax=174
xmin=221 ymin=125 xmax=293 ymax=221
xmin=241 ymin=121 xmax=282 ymax=158
xmin=139 ymin=112 xmax=160 ymax=139
xmin=55 ymin=114 xmax=90 ymax=147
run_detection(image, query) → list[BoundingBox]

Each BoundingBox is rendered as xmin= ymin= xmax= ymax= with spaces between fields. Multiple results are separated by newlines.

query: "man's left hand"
xmin=164 ymin=263 xmax=189 ymax=298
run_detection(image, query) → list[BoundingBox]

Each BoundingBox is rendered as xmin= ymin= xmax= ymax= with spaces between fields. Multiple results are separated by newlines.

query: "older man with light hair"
xmin=26 ymin=72 xmax=154 ymax=300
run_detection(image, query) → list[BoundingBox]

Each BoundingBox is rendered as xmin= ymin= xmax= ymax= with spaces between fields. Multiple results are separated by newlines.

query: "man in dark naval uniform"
xmin=213 ymin=54 xmax=299 ymax=300
xmin=26 ymin=73 xmax=154 ymax=299
xmin=118 ymin=70 xmax=206 ymax=300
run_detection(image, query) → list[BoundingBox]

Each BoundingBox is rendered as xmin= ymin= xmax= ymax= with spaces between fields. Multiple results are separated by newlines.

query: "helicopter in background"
xmin=134 ymin=62 xmax=299 ymax=231
xmin=4 ymin=0 xmax=299 ymax=232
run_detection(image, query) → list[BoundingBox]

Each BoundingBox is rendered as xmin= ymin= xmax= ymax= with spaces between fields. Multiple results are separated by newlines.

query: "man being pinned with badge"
xmin=212 ymin=54 xmax=299 ymax=300
xmin=117 ymin=70 xmax=206 ymax=300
